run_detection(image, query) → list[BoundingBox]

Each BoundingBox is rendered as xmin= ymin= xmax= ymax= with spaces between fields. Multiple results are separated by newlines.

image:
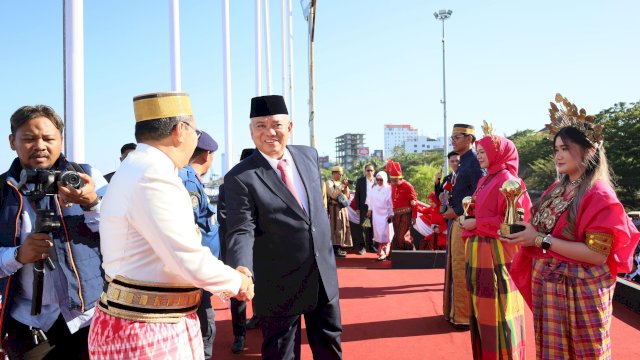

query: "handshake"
xmin=234 ymin=266 xmax=255 ymax=302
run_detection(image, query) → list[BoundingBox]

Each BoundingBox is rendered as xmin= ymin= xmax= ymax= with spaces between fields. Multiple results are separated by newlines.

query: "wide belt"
xmin=98 ymin=275 xmax=202 ymax=324
xmin=393 ymin=206 xmax=412 ymax=215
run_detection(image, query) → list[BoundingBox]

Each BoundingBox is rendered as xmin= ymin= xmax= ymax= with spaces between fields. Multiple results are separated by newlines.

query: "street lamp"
xmin=301 ymin=0 xmax=317 ymax=148
xmin=434 ymin=9 xmax=452 ymax=176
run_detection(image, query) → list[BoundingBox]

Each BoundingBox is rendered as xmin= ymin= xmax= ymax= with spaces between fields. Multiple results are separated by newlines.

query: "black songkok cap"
xmin=240 ymin=148 xmax=255 ymax=161
xmin=250 ymin=95 xmax=289 ymax=118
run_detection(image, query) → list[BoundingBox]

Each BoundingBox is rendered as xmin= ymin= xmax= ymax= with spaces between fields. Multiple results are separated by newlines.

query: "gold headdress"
xmin=481 ymin=120 xmax=499 ymax=152
xmin=546 ymin=93 xmax=604 ymax=147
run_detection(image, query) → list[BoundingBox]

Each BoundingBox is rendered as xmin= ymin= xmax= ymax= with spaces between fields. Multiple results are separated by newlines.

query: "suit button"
xmin=311 ymin=226 xmax=316 ymax=232
xmin=315 ymin=252 xmax=319 ymax=257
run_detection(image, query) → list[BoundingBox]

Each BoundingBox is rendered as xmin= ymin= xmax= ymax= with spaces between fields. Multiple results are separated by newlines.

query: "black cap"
xmin=250 ymin=95 xmax=288 ymax=118
xmin=240 ymin=148 xmax=255 ymax=161
xmin=196 ymin=130 xmax=218 ymax=152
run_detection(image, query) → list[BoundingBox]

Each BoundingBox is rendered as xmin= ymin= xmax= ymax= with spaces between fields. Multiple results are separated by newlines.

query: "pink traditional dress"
xmin=463 ymin=134 xmax=530 ymax=360
xmin=511 ymin=180 xmax=640 ymax=359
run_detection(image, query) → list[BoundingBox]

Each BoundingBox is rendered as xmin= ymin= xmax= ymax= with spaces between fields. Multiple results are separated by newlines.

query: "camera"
xmin=17 ymin=169 xmax=84 ymax=201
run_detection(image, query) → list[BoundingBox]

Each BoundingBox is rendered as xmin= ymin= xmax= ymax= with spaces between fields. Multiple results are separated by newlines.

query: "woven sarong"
xmin=466 ymin=234 xmax=526 ymax=359
xmin=88 ymin=307 xmax=204 ymax=360
xmin=532 ymin=257 xmax=615 ymax=360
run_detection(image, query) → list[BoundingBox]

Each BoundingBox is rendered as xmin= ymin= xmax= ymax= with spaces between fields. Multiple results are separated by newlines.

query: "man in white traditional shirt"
xmin=88 ymin=91 xmax=254 ymax=359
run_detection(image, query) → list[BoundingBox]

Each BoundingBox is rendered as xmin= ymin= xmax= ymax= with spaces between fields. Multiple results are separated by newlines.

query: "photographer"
xmin=0 ymin=105 xmax=107 ymax=359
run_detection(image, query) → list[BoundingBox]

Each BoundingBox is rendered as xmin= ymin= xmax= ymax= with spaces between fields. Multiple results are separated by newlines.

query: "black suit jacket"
xmin=354 ymin=176 xmax=370 ymax=224
xmin=224 ymin=145 xmax=339 ymax=316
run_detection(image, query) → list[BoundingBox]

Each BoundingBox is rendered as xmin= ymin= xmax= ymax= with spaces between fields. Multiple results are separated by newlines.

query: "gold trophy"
xmin=499 ymin=179 xmax=526 ymax=235
xmin=461 ymin=196 xmax=475 ymax=222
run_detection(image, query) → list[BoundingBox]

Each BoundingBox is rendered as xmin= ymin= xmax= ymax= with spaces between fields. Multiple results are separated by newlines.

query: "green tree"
xmin=594 ymin=101 xmax=640 ymax=209
xmin=508 ymin=129 xmax=551 ymax=180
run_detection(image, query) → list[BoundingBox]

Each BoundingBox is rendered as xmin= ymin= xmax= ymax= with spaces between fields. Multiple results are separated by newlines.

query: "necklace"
xmin=568 ymin=176 xmax=584 ymax=187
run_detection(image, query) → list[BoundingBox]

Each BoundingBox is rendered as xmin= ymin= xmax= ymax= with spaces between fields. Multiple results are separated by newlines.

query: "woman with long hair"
xmin=505 ymin=94 xmax=640 ymax=359
xmin=366 ymin=171 xmax=394 ymax=261
xmin=460 ymin=123 xmax=530 ymax=359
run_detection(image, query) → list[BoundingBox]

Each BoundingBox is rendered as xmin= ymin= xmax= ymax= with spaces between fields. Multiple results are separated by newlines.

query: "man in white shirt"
xmin=88 ymin=91 xmax=253 ymax=359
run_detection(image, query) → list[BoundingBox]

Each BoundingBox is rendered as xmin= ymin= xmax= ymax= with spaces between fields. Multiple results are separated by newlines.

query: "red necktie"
xmin=277 ymin=159 xmax=305 ymax=211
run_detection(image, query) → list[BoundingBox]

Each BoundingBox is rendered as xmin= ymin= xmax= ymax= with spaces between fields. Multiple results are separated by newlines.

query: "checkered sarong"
xmin=532 ymin=257 xmax=616 ymax=360
xmin=466 ymin=234 xmax=526 ymax=359
xmin=88 ymin=307 xmax=204 ymax=359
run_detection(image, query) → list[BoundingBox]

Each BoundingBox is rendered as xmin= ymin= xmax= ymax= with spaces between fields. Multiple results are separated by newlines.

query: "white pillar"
xmin=63 ymin=0 xmax=85 ymax=162
xmin=222 ymin=0 xmax=233 ymax=175
xmin=287 ymin=0 xmax=295 ymax=142
xmin=169 ymin=0 xmax=181 ymax=91
xmin=281 ymin=0 xmax=287 ymax=98
xmin=255 ymin=0 xmax=263 ymax=96
xmin=264 ymin=0 xmax=272 ymax=94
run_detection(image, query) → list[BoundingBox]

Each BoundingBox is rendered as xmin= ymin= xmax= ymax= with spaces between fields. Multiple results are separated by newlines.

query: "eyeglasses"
xmin=179 ymin=121 xmax=201 ymax=138
xmin=366 ymin=169 xmax=374 ymax=172
xmin=450 ymin=134 xmax=467 ymax=142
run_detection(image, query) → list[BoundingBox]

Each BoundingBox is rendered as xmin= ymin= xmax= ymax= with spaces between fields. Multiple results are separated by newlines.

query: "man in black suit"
xmin=224 ymin=95 xmax=342 ymax=360
xmin=434 ymin=151 xmax=460 ymax=206
xmin=219 ymin=148 xmax=256 ymax=354
xmin=353 ymin=164 xmax=376 ymax=254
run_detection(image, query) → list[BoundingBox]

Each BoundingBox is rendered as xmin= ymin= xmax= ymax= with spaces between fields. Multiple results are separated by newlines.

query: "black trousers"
xmin=196 ymin=293 xmax=216 ymax=360
xmin=3 ymin=314 xmax=89 ymax=360
xmin=259 ymin=282 xmax=342 ymax=360
xmin=230 ymin=298 xmax=247 ymax=337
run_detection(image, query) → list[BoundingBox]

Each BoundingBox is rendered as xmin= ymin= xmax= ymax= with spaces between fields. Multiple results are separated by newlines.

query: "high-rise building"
xmin=335 ymin=133 xmax=365 ymax=170
xmin=404 ymin=135 xmax=445 ymax=154
xmin=384 ymin=124 xmax=418 ymax=158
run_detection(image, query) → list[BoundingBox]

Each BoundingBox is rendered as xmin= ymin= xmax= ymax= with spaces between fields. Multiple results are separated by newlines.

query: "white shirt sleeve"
xmin=128 ymin=172 xmax=242 ymax=295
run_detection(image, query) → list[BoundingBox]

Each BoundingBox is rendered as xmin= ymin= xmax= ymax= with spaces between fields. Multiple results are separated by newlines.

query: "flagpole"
xmin=63 ymin=0 xmax=85 ymax=162
xmin=222 ymin=0 xmax=233 ymax=175
xmin=264 ymin=0 xmax=273 ymax=94
xmin=255 ymin=0 xmax=263 ymax=96
xmin=169 ymin=0 xmax=181 ymax=91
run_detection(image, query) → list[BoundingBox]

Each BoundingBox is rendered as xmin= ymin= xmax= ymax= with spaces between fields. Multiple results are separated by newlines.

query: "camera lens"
xmin=60 ymin=171 xmax=84 ymax=189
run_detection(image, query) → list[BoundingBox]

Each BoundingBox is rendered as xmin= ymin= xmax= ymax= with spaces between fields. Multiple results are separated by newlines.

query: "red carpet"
xmin=212 ymin=252 xmax=640 ymax=359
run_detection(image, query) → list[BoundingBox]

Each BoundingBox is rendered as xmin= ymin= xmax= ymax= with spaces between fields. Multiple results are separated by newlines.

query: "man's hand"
xmin=442 ymin=207 xmax=457 ymax=220
xmin=57 ymin=173 xmax=98 ymax=208
xmin=435 ymin=170 xmax=442 ymax=183
xmin=16 ymin=233 xmax=53 ymax=264
xmin=234 ymin=266 xmax=255 ymax=301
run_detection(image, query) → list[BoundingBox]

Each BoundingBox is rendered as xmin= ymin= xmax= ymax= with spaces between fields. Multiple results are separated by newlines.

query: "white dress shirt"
xmin=258 ymin=148 xmax=310 ymax=213
xmin=100 ymin=144 xmax=241 ymax=295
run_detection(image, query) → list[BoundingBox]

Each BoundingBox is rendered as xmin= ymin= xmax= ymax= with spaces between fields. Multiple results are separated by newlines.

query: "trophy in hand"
xmin=499 ymin=179 xmax=526 ymax=235
xmin=461 ymin=196 xmax=475 ymax=223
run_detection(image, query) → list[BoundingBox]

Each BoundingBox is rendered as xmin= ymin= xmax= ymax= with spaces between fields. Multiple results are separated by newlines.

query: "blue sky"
xmin=2 ymin=1 xmax=639 ymax=178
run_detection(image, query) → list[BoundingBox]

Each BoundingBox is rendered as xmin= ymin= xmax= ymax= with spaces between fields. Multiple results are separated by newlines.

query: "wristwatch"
xmin=14 ymin=246 xmax=23 ymax=264
xmin=541 ymin=234 xmax=552 ymax=251
xmin=81 ymin=196 xmax=102 ymax=211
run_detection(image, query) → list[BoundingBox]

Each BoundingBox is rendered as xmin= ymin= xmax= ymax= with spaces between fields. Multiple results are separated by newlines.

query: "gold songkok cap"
xmin=331 ymin=165 xmax=344 ymax=174
xmin=133 ymin=91 xmax=193 ymax=123
xmin=452 ymin=123 xmax=475 ymax=135
xmin=546 ymin=93 xmax=604 ymax=147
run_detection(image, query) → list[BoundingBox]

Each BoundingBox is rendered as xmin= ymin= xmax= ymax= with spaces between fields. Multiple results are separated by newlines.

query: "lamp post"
xmin=301 ymin=0 xmax=317 ymax=148
xmin=434 ymin=9 xmax=452 ymax=176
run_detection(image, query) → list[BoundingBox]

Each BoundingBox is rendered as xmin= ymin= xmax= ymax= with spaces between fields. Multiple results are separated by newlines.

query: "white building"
xmin=404 ymin=136 xmax=445 ymax=154
xmin=384 ymin=124 xmax=418 ymax=158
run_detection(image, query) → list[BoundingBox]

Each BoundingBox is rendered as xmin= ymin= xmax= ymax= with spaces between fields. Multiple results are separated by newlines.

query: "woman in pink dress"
xmin=505 ymin=94 xmax=640 ymax=359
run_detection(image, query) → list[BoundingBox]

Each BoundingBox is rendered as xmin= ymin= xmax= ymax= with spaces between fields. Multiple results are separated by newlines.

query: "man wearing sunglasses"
xmin=442 ymin=123 xmax=483 ymax=330
xmin=353 ymin=164 xmax=377 ymax=254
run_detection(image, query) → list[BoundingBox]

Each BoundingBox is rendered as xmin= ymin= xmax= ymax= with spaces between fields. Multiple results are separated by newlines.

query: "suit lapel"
xmin=252 ymin=151 xmax=310 ymax=223
xmin=288 ymin=146 xmax=314 ymax=220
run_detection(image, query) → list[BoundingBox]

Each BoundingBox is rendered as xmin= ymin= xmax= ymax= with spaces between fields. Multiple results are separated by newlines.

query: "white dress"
xmin=366 ymin=183 xmax=394 ymax=244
